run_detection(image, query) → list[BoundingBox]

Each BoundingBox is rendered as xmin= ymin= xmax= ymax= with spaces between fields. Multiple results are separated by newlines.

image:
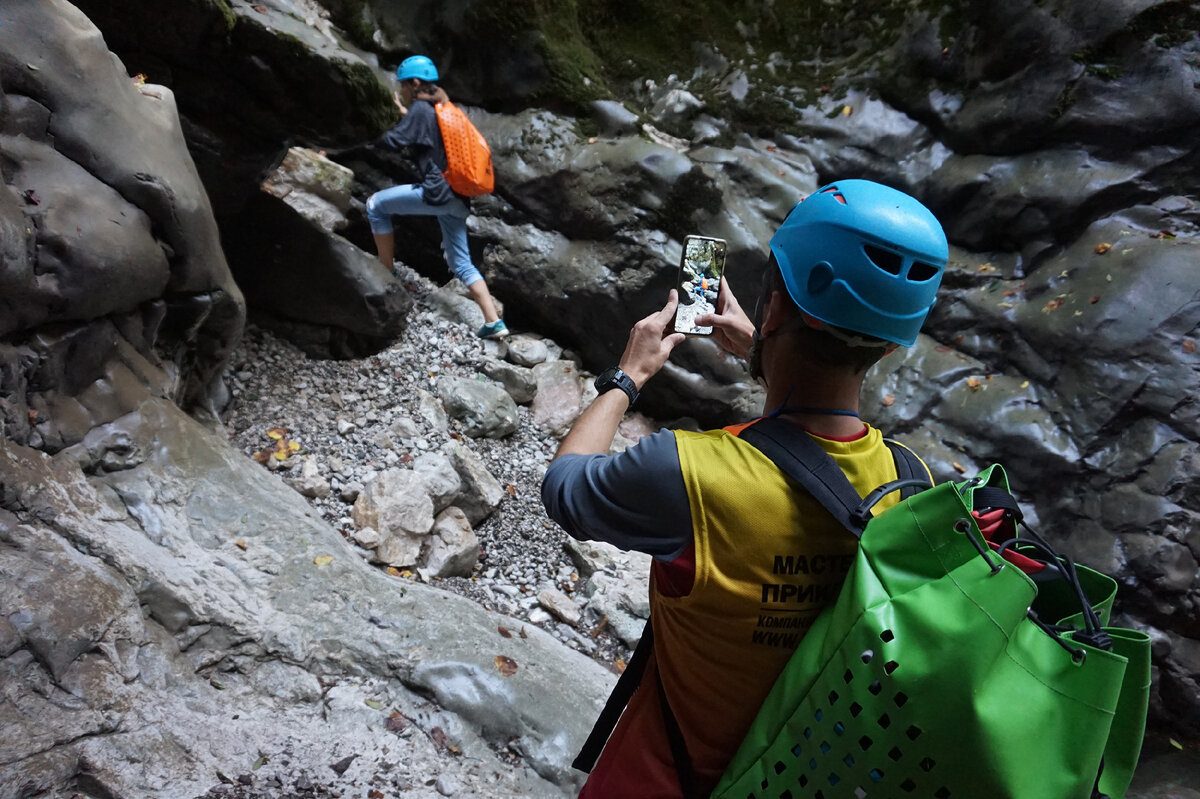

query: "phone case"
xmin=674 ymin=235 xmax=728 ymax=335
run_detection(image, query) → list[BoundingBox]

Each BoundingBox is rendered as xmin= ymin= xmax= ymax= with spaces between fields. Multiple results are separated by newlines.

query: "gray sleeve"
xmin=540 ymin=430 xmax=694 ymax=561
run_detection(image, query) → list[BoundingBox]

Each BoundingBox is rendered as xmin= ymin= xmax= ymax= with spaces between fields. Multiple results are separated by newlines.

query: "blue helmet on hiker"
xmin=769 ymin=180 xmax=948 ymax=347
xmin=396 ymin=55 xmax=438 ymax=82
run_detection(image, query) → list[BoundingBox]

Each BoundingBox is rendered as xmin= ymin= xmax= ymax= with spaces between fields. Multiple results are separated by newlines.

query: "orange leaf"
xmin=952 ymin=462 xmax=967 ymax=474
xmin=498 ymin=626 xmax=513 ymax=638
xmin=966 ymin=377 xmax=982 ymax=391
xmin=1183 ymin=339 xmax=1197 ymax=354
xmin=235 ymin=539 xmax=248 ymax=551
xmin=1094 ymin=242 xmax=1112 ymax=254
xmin=1042 ymin=297 xmax=1065 ymax=312
xmin=881 ymin=394 xmax=895 ymax=407
xmin=505 ymin=483 xmax=517 ymax=496
xmin=252 ymin=450 xmax=270 ymax=464
xmin=494 ymin=655 xmax=518 ymax=677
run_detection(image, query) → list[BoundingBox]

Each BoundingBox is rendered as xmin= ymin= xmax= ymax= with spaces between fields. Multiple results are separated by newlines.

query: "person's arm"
xmin=554 ymin=290 xmax=686 ymax=459
xmin=694 ymin=275 xmax=756 ymax=360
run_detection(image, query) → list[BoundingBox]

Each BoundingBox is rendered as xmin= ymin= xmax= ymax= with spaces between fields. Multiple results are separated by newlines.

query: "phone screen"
xmin=674 ymin=235 xmax=727 ymax=335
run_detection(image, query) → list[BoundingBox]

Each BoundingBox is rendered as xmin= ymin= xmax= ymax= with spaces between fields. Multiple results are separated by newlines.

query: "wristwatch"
xmin=594 ymin=366 xmax=639 ymax=406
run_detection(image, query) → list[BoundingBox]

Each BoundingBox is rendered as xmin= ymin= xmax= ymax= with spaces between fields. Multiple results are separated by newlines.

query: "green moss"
xmin=320 ymin=0 xmax=377 ymax=51
xmin=338 ymin=59 xmax=398 ymax=132
xmin=211 ymin=0 xmax=237 ymax=33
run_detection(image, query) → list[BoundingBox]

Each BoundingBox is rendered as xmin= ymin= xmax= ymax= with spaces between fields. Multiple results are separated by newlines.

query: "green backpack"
xmin=576 ymin=417 xmax=1151 ymax=799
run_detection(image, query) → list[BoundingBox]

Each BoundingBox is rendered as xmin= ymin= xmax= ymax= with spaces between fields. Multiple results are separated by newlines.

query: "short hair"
xmin=758 ymin=258 xmax=891 ymax=374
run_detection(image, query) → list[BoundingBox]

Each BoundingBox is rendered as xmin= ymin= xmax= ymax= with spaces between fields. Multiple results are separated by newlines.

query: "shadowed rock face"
xmin=0 ymin=0 xmax=245 ymax=442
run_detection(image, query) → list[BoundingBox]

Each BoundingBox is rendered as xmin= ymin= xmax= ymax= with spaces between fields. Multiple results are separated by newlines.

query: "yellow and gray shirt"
xmin=541 ymin=420 xmax=922 ymax=798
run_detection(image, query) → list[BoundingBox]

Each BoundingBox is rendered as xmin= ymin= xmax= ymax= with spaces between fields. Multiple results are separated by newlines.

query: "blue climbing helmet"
xmin=769 ymin=179 xmax=948 ymax=347
xmin=396 ymin=55 xmax=439 ymax=82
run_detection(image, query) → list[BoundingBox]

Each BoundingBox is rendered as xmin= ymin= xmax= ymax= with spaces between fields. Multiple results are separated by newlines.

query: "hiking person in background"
xmin=367 ymin=54 xmax=508 ymax=340
xmin=541 ymin=180 xmax=948 ymax=798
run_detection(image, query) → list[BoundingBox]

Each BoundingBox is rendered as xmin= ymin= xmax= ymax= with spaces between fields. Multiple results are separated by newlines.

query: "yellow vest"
xmin=653 ymin=423 xmax=913 ymax=792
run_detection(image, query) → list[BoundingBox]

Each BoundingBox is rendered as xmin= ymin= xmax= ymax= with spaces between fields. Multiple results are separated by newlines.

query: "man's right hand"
xmin=617 ymin=290 xmax=687 ymax=390
xmin=695 ymin=276 xmax=755 ymax=360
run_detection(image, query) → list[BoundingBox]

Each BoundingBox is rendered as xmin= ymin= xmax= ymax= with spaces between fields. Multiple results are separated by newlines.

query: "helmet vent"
xmin=820 ymin=186 xmax=847 ymax=204
xmin=863 ymin=245 xmax=902 ymax=276
xmin=909 ymin=262 xmax=940 ymax=282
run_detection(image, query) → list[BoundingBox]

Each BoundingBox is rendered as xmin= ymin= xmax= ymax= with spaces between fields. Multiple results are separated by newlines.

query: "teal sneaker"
xmin=478 ymin=319 xmax=509 ymax=340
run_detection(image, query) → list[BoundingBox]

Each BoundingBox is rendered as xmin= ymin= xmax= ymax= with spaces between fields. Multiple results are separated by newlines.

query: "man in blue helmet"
xmin=366 ymin=54 xmax=508 ymax=339
xmin=541 ymin=180 xmax=948 ymax=798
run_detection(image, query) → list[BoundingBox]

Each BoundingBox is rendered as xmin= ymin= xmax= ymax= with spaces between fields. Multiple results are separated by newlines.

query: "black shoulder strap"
xmin=738 ymin=417 xmax=870 ymax=535
xmin=572 ymin=618 xmax=656 ymax=774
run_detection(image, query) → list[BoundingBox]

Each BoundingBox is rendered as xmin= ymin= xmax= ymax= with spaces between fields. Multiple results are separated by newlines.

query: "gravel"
xmin=220 ymin=264 xmax=632 ymax=670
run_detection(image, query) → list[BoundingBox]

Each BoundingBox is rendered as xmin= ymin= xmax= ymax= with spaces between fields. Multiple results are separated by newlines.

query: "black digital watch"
xmin=594 ymin=366 xmax=639 ymax=406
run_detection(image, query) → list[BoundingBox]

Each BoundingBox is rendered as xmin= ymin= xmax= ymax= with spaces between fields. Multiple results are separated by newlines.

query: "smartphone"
xmin=674 ymin=235 xmax=727 ymax=335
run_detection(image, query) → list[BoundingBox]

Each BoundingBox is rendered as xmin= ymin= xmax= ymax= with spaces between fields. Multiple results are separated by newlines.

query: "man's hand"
xmin=417 ymin=85 xmax=450 ymax=104
xmin=694 ymin=276 xmax=755 ymax=360
xmin=553 ymin=291 xmax=685 ymax=459
xmin=618 ymin=290 xmax=687 ymax=389
xmin=393 ymin=91 xmax=408 ymax=116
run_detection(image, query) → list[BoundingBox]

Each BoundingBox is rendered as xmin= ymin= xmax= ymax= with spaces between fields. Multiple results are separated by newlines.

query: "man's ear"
xmin=759 ymin=290 xmax=793 ymax=338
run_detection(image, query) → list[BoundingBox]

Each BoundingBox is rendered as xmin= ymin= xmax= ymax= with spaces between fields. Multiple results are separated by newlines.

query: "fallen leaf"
xmin=977 ymin=263 xmax=995 ymax=272
xmin=519 ymin=627 xmax=529 ymax=639
xmin=1020 ymin=380 xmax=1030 ymax=389
xmin=1042 ymin=297 xmax=1065 ymax=312
xmin=252 ymin=3 xmax=268 ymax=12
xmin=368 ymin=790 xmax=385 ymax=799
xmin=313 ymin=554 xmax=334 ymax=566
xmin=210 ymin=678 xmax=225 ymax=690
xmin=386 ymin=712 xmax=409 ymax=734
xmin=398 ymin=569 xmax=413 ymax=579
xmin=590 ymin=615 xmax=609 ymax=638
xmin=235 ymin=539 xmax=248 ymax=551
xmin=841 ymin=105 xmax=852 ymax=116
xmin=1170 ymin=738 xmax=1183 ymax=750
xmin=21 ymin=189 xmax=40 ymax=206
xmin=252 ymin=755 xmax=269 ymax=771
xmin=430 ymin=727 xmax=459 ymax=754
xmin=498 ymin=625 xmax=513 ymax=638
xmin=587 ymin=136 xmax=598 ymax=144
xmin=881 ymin=394 xmax=895 ymax=407
xmin=287 ymin=440 xmax=300 ymax=452
xmin=613 ymin=658 xmax=627 ymax=674
xmin=267 ymin=427 xmax=287 ymax=440
xmin=385 ymin=566 xmax=402 ymax=577
xmin=966 ymin=377 xmax=982 ymax=391
xmin=952 ymin=462 xmax=967 ymax=474
xmin=364 ymin=698 xmax=383 ymax=710
xmin=1090 ymin=295 xmax=1101 ymax=304
xmin=252 ymin=450 xmax=270 ymax=464
xmin=1183 ymin=339 xmax=1196 ymax=354
xmin=505 ymin=483 xmax=517 ymax=496
xmin=132 ymin=73 xmax=147 ymax=86
xmin=1094 ymin=242 xmax=1112 ymax=254
xmin=494 ymin=655 xmax=519 ymax=677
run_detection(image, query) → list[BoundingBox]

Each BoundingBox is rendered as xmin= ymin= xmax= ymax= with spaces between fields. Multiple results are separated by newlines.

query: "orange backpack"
xmin=434 ymin=100 xmax=494 ymax=196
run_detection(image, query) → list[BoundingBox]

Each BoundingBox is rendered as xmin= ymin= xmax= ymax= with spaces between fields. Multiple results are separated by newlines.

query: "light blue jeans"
xmin=366 ymin=185 xmax=482 ymax=286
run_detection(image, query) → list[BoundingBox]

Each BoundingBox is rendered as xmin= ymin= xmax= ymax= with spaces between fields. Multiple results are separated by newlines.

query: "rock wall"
xmin=2 ymin=9 xmax=1199 ymax=798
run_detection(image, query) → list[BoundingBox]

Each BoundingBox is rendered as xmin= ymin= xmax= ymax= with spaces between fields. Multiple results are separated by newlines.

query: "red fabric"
xmin=972 ymin=508 xmax=1044 ymax=573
